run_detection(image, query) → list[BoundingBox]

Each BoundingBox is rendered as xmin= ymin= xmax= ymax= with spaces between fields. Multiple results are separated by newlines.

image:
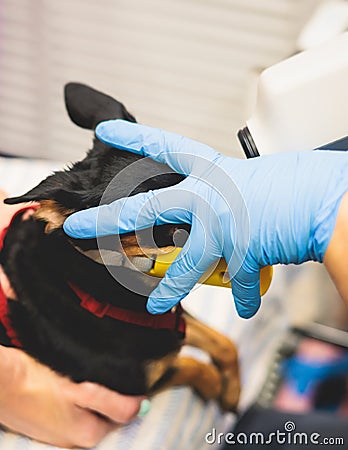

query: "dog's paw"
xmin=219 ymin=366 xmax=241 ymax=412
xmin=211 ymin=335 xmax=239 ymax=370
xmin=194 ymin=360 xmax=240 ymax=411
xmin=192 ymin=361 xmax=222 ymax=400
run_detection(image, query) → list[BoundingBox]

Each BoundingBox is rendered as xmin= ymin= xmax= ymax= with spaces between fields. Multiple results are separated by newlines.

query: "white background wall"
xmin=0 ymin=0 xmax=320 ymax=162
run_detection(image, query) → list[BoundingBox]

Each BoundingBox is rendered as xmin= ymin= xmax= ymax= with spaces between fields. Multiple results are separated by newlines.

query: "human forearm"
xmin=324 ymin=190 xmax=348 ymax=307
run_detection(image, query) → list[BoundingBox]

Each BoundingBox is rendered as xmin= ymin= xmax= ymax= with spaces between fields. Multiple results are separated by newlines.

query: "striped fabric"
xmin=0 ymin=156 xmax=288 ymax=449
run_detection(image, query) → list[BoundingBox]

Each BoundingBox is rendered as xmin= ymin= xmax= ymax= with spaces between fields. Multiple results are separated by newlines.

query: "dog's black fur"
xmin=0 ymin=83 xmax=189 ymax=395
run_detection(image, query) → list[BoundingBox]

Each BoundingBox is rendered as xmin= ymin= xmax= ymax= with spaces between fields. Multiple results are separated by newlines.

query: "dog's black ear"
xmin=4 ymin=172 xmax=87 ymax=209
xmin=64 ymin=82 xmax=136 ymax=130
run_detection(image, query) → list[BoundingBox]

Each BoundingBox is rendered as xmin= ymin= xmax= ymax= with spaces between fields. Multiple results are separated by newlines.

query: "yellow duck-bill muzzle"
xmin=138 ymin=247 xmax=273 ymax=296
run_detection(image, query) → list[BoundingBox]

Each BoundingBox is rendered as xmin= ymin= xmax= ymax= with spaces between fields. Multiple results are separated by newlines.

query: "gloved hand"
xmin=63 ymin=120 xmax=348 ymax=318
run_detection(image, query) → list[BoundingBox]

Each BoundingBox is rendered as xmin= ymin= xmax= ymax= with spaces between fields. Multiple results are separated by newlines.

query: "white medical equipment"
xmin=238 ymin=33 xmax=348 ymax=157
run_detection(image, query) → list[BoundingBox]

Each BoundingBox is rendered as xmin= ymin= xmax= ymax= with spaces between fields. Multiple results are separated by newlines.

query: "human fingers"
xmin=96 ymin=120 xmax=220 ymax=176
xmin=63 ymin=183 xmax=192 ymax=239
xmin=71 ymin=382 xmax=148 ymax=425
xmin=147 ymin=220 xmax=220 ymax=313
xmin=230 ymin=265 xmax=261 ymax=319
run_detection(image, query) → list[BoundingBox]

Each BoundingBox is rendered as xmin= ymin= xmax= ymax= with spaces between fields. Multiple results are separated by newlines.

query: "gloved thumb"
xmin=63 ymin=183 xmax=192 ymax=239
xmin=231 ymin=266 xmax=261 ymax=319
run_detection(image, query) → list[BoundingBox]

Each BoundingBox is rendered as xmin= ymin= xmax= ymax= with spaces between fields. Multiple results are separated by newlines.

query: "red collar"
xmin=0 ymin=207 xmax=185 ymax=347
xmin=0 ymin=205 xmax=39 ymax=347
xmin=69 ymin=282 xmax=186 ymax=336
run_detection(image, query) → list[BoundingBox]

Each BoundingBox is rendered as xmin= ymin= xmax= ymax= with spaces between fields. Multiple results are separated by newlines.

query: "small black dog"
xmin=0 ymin=83 xmax=240 ymax=409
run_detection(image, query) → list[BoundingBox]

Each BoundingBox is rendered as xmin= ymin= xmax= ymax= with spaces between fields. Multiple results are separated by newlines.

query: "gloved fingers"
xmin=230 ymin=265 xmax=262 ymax=319
xmin=95 ymin=120 xmax=220 ymax=176
xmin=147 ymin=221 xmax=220 ymax=314
xmin=63 ymin=183 xmax=193 ymax=239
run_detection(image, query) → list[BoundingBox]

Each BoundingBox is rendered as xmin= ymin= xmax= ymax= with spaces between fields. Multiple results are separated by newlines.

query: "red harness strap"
xmin=0 ymin=281 xmax=22 ymax=347
xmin=0 ymin=206 xmax=39 ymax=347
xmin=0 ymin=207 xmax=186 ymax=347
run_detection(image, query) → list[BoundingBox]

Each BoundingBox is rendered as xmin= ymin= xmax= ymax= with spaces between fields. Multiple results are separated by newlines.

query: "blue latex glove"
xmin=63 ymin=120 xmax=348 ymax=318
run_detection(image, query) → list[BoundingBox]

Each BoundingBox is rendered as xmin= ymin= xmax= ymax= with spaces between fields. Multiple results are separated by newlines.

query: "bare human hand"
xmin=0 ymin=345 xmax=145 ymax=448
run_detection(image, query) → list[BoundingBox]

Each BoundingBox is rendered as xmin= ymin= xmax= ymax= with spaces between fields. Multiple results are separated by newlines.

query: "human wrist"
xmin=0 ymin=345 xmax=12 ymax=406
xmin=0 ymin=345 xmax=12 ymax=381
xmin=0 ymin=346 xmax=27 ymax=406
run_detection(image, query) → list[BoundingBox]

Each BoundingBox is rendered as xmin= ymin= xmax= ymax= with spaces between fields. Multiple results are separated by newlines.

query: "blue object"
xmin=63 ymin=120 xmax=348 ymax=318
xmin=284 ymin=354 xmax=348 ymax=395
